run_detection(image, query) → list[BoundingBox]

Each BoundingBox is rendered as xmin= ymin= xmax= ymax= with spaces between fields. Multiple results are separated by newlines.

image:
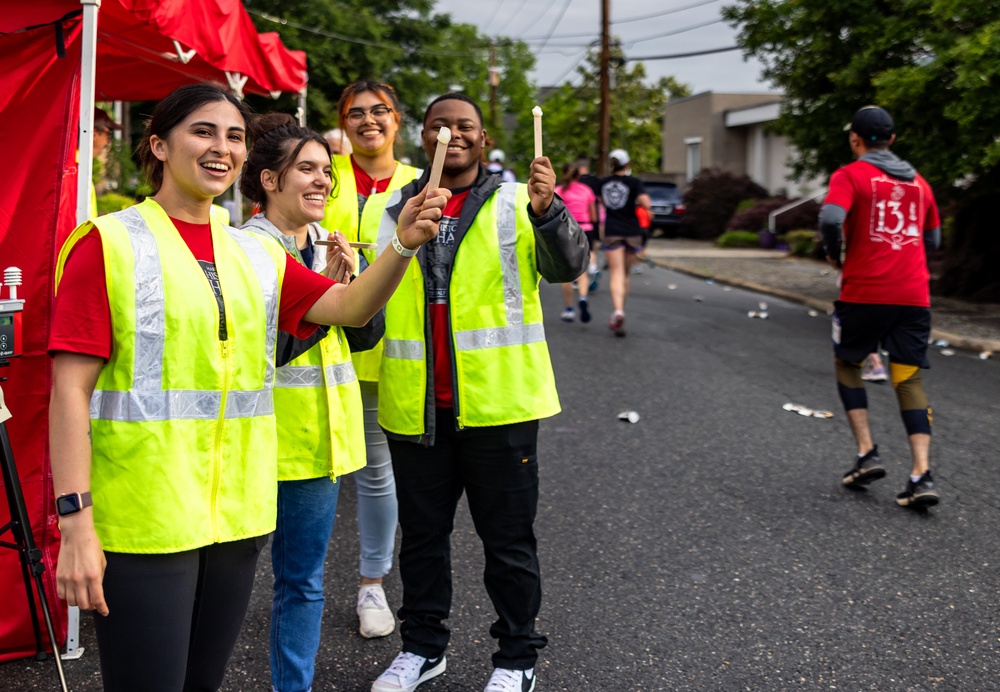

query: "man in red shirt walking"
xmin=819 ymin=105 xmax=942 ymax=508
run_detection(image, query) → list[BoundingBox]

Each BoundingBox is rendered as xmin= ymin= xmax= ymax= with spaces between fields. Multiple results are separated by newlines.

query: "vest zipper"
xmin=211 ymin=338 xmax=231 ymax=541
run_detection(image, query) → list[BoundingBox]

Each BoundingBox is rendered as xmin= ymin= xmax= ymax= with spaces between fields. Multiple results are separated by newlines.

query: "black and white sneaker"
xmin=484 ymin=667 xmax=536 ymax=692
xmin=842 ymin=446 xmax=886 ymax=486
xmin=896 ymin=471 xmax=940 ymax=508
xmin=372 ymin=652 xmax=446 ymax=692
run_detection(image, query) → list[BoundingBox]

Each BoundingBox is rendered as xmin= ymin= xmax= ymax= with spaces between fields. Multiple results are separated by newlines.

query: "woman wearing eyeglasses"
xmin=321 ymin=80 xmax=421 ymax=639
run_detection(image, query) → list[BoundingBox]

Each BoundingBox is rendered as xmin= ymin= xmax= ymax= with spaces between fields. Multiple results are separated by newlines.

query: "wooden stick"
xmin=314 ymin=240 xmax=377 ymax=249
xmin=427 ymin=126 xmax=452 ymax=191
xmin=532 ymin=106 xmax=543 ymax=160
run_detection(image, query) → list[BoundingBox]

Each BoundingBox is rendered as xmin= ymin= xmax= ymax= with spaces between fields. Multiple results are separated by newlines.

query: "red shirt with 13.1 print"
xmin=825 ymin=160 xmax=940 ymax=307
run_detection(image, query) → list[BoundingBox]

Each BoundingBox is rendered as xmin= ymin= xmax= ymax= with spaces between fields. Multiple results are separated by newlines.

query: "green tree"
xmin=540 ymin=45 xmax=690 ymax=176
xmin=244 ymin=0 xmax=536 ymax=166
xmin=724 ymin=0 xmax=1000 ymax=299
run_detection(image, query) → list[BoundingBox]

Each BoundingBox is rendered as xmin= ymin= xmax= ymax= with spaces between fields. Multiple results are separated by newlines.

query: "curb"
xmin=651 ymin=258 xmax=1000 ymax=357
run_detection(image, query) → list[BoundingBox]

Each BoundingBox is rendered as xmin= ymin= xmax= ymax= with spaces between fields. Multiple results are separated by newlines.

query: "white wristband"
xmin=391 ymin=233 xmax=418 ymax=258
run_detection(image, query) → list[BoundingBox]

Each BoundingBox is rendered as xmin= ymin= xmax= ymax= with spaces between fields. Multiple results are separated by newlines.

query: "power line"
xmin=627 ymin=45 xmax=741 ymax=61
xmin=518 ymin=0 xmax=722 ymax=41
xmin=627 ymin=17 xmax=725 ymax=45
xmin=483 ymin=0 xmax=508 ymax=34
xmin=247 ymin=8 xmax=485 ymax=57
xmin=532 ymin=0 xmax=575 ymax=54
xmin=492 ymin=0 xmax=533 ymax=35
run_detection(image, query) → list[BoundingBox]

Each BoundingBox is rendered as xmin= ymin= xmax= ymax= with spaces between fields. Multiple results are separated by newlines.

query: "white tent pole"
xmin=65 ymin=0 xmax=101 ymax=661
xmin=76 ymin=0 xmax=101 ymax=226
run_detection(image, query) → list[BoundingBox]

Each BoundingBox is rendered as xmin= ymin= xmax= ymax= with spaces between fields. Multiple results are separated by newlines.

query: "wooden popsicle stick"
xmin=427 ymin=126 xmax=452 ymax=191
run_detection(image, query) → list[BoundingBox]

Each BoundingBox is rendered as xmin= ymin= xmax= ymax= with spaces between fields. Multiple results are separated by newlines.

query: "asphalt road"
xmin=6 ymin=265 xmax=1000 ymax=691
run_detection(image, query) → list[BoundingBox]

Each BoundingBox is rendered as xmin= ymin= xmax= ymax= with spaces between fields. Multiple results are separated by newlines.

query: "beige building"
xmin=661 ymin=91 xmax=820 ymax=198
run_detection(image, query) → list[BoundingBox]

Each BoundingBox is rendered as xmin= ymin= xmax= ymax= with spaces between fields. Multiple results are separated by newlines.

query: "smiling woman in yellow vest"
xmin=239 ymin=112 xmax=369 ymax=692
xmin=322 ymin=79 xmax=420 ymax=638
xmin=48 ymin=84 xmax=451 ymax=692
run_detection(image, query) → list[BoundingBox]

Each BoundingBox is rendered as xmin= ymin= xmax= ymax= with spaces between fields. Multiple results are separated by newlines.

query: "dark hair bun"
xmin=250 ymin=112 xmax=297 ymax=140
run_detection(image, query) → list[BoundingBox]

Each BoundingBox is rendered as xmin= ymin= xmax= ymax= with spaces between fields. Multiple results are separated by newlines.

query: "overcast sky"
xmin=434 ymin=0 xmax=774 ymax=95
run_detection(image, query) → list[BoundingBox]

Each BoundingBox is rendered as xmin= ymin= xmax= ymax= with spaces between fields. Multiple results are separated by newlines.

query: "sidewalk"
xmin=645 ymin=238 xmax=1000 ymax=355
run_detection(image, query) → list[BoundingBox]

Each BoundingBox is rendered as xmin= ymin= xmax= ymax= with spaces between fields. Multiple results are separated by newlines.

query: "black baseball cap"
xmin=848 ymin=106 xmax=893 ymax=143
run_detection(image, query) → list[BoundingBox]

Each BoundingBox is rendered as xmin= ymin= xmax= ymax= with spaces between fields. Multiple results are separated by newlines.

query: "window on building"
xmin=684 ymin=137 xmax=703 ymax=182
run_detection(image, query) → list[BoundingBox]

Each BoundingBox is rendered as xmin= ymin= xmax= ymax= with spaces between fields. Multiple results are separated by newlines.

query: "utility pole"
xmin=489 ymin=40 xmax=499 ymax=130
xmin=597 ymin=0 xmax=611 ymax=176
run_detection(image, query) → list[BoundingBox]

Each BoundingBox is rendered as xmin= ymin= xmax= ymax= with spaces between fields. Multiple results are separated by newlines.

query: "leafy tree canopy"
xmin=244 ymin=0 xmax=535 ymax=166
xmin=723 ymin=0 xmax=1000 ymax=189
xmin=540 ymin=44 xmax=690 ymax=175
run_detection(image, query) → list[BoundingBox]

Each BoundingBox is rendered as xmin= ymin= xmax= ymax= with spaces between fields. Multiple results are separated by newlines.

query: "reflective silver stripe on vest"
xmin=226 ymin=389 xmax=275 ymax=418
xmin=453 ymin=183 xmax=546 ymax=352
xmin=90 ymin=210 xmax=278 ymax=422
xmin=384 ymin=339 xmax=424 ymax=360
xmin=375 ymin=190 xmax=405 ymax=253
xmin=226 ymin=227 xmax=280 ymax=387
xmin=275 ymin=362 xmax=358 ymax=388
xmin=454 ymin=322 xmax=546 ymax=351
xmin=91 ymin=390 xmax=221 ymax=422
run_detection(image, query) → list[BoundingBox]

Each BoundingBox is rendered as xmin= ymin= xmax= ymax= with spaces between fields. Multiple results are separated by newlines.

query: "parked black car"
xmin=640 ymin=179 xmax=686 ymax=238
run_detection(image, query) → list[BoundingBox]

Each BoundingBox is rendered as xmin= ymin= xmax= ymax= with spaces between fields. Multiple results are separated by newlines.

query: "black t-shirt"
xmin=579 ymin=173 xmax=602 ymax=198
xmin=601 ymin=174 xmax=645 ymax=236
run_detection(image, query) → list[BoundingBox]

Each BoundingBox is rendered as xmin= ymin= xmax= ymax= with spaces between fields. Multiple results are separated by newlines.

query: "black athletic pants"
xmin=93 ymin=535 xmax=267 ymax=692
xmin=388 ymin=408 xmax=547 ymax=670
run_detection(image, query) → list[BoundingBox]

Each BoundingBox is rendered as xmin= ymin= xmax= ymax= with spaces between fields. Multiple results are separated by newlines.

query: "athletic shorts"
xmin=602 ymin=235 xmax=644 ymax=252
xmin=832 ymin=301 xmax=931 ymax=368
xmin=584 ymin=230 xmax=600 ymax=249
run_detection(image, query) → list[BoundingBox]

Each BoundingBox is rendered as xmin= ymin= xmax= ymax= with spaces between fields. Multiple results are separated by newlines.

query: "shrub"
xmin=726 ymin=197 xmax=822 ymax=234
xmin=96 ymin=192 xmax=136 ymax=216
xmin=785 ymin=230 xmax=819 ymax=257
xmin=716 ymin=230 xmax=762 ymax=248
xmin=682 ymin=169 xmax=768 ymax=240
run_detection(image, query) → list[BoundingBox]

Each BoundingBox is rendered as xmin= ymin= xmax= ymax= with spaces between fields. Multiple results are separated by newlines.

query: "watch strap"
xmin=56 ymin=491 xmax=93 ymax=516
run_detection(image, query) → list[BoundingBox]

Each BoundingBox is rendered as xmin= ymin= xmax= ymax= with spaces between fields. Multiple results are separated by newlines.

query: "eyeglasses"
xmin=345 ymin=105 xmax=394 ymax=124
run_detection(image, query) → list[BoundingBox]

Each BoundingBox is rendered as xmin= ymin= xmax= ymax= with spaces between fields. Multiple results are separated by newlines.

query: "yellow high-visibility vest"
xmin=321 ymin=155 xmax=419 ymax=381
xmin=359 ymin=182 xmax=561 ymax=434
xmin=54 ymin=198 xmax=287 ymax=553
xmin=243 ymin=216 xmax=365 ymax=481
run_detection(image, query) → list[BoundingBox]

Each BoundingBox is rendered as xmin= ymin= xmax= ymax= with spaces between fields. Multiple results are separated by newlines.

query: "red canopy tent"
xmin=0 ymin=0 xmax=306 ymax=663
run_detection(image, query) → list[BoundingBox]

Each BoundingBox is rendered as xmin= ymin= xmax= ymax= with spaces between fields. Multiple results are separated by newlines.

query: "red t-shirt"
xmin=824 ymin=160 xmax=940 ymax=307
xmin=352 ymin=157 xmax=393 ymax=199
xmin=427 ymin=189 xmax=471 ymax=408
xmin=49 ymin=218 xmax=335 ymax=359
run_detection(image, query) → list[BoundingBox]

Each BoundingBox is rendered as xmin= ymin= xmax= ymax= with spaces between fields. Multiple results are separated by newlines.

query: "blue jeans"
xmin=270 ymin=477 xmax=340 ymax=692
xmin=356 ymin=381 xmax=398 ymax=579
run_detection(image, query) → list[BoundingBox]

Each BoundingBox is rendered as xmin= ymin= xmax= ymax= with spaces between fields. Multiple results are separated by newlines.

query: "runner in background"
xmin=820 ymin=105 xmax=942 ymax=508
xmin=556 ymin=162 xmax=598 ymax=323
xmin=600 ymin=149 xmax=651 ymax=337
xmin=575 ymin=154 xmax=604 ymax=290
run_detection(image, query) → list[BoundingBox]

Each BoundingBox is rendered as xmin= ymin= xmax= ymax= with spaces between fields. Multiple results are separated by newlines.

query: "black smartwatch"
xmin=55 ymin=492 xmax=93 ymax=517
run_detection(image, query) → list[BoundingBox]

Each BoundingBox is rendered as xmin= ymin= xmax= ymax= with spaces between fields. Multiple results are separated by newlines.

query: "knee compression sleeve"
xmin=891 ymin=363 xmax=932 ymax=435
xmin=835 ymin=358 xmax=868 ymax=411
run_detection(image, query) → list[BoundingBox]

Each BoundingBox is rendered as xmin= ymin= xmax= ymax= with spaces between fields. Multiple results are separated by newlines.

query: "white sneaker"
xmin=860 ymin=355 xmax=888 ymax=383
xmin=484 ymin=667 xmax=536 ymax=692
xmin=358 ymin=583 xmax=395 ymax=638
xmin=560 ymin=307 xmax=575 ymax=322
xmin=372 ymin=652 xmax=446 ymax=692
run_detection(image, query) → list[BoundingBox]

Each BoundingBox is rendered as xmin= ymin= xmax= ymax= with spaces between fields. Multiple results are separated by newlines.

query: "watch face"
xmin=56 ymin=494 xmax=82 ymax=516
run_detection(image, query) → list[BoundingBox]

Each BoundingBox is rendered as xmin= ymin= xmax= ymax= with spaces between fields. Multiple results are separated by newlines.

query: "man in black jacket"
xmin=370 ymin=93 xmax=586 ymax=692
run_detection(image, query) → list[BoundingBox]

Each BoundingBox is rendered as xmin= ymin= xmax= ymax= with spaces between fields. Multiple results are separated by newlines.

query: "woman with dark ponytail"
xmin=48 ymin=84 xmax=449 ymax=691
xmin=240 ymin=112 xmax=365 ymax=692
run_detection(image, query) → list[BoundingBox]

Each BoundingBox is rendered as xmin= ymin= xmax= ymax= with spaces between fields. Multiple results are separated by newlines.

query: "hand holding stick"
xmin=532 ymin=106 xmax=543 ymax=160
xmin=427 ymin=126 xmax=452 ymax=191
